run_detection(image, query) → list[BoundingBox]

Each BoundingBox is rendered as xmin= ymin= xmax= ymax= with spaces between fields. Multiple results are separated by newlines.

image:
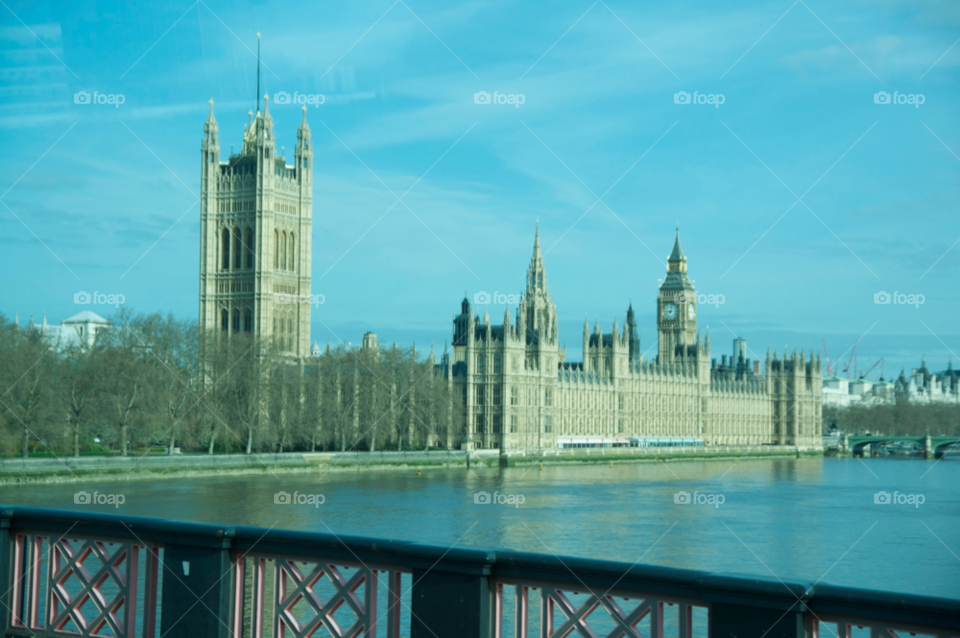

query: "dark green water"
xmin=2 ymin=456 xmax=957 ymax=600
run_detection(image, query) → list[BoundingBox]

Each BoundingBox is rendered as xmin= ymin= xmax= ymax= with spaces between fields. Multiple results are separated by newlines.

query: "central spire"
xmin=533 ymin=218 xmax=541 ymax=259
xmin=527 ymin=220 xmax=547 ymax=293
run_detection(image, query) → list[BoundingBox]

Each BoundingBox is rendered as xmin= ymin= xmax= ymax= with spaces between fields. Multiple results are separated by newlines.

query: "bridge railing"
xmin=1 ymin=505 xmax=958 ymax=638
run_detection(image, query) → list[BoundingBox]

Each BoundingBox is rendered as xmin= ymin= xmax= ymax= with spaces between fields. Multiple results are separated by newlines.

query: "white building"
xmin=16 ymin=311 xmax=112 ymax=350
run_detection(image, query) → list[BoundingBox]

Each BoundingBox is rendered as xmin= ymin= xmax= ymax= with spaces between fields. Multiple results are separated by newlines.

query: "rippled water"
xmin=3 ymin=455 xmax=957 ymax=600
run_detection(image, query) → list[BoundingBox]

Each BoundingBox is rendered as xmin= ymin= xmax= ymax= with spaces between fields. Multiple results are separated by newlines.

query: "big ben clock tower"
xmin=657 ymin=226 xmax=697 ymax=363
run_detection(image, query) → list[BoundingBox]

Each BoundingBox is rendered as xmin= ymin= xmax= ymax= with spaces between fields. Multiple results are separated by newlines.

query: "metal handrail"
xmin=1 ymin=505 xmax=957 ymax=638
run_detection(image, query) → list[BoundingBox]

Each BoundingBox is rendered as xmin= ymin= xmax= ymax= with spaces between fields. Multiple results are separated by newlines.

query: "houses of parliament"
xmin=198 ymin=99 xmax=822 ymax=452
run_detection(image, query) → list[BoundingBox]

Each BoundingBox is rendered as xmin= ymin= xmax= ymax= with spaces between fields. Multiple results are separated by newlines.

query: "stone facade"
xmin=199 ymin=96 xmax=313 ymax=358
xmin=439 ymin=226 xmax=822 ymax=451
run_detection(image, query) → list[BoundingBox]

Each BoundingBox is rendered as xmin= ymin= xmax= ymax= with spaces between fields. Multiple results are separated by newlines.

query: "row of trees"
xmin=0 ymin=311 xmax=464 ymax=458
xmin=823 ymin=401 xmax=960 ymax=437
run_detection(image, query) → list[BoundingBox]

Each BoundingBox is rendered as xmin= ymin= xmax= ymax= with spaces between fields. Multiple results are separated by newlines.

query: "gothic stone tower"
xmin=199 ymin=96 xmax=313 ymax=358
xmin=451 ymin=223 xmax=562 ymax=451
xmin=657 ymin=227 xmax=697 ymax=364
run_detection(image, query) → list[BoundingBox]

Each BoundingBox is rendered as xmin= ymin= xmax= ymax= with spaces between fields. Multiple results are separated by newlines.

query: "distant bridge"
xmin=846 ymin=434 xmax=960 ymax=458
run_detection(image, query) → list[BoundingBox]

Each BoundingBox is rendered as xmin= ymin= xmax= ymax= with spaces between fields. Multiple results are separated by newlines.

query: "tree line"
xmin=0 ymin=311 xmax=464 ymax=459
xmin=823 ymin=399 xmax=960 ymax=437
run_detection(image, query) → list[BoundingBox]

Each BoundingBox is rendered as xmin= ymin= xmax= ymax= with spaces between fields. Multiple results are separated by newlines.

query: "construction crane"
xmin=861 ymin=358 xmax=885 ymax=379
xmin=822 ymin=339 xmax=832 ymax=375
xmin=842 ymin=341 xmax=858 ymax=379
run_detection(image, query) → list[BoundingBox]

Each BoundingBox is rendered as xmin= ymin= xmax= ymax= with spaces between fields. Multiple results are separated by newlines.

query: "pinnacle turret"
xmin=204 ymin=99 xmax=217 ymax=131
xmin=202 ymin=99 xmax=219 ymax=153
xmin=299 ymin=105 xmax=310 ymax=132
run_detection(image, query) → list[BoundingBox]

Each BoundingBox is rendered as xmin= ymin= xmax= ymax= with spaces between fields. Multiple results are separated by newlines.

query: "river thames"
xmin=3 ymin=456 xmax=957 ymax=600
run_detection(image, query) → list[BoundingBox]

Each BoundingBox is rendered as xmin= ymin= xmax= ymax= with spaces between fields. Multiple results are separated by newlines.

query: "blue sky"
xmin=1 ymin=0 xmax=958 ymax=377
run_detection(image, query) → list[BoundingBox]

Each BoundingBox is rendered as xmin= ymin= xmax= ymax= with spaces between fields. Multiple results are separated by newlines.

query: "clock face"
xmin=687 ymin=303 xmax=696 ymax=320
xmin=662 ymin=302 xmax=678 ymax=320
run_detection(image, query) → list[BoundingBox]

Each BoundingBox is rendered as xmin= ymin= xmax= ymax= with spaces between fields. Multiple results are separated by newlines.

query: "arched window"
xmin=243 ymin=309 xmax=253 ymax=333
xmin=274 ymin=230 xmax=279 ymax=269
xmin=288 ymin=317 xmax=293 ymax=334
xmin=288 ymin=232 xmax=295 ymax=270
xmin=221 ymin=228 xmax=230 ymax=270
xmin=281 ymin=231 xmax=287 ymax=270
xmin=221 ymin=309 xmax=229 ymax=332
xmin=232 ymin=309 xmax=240 ymax=333
xmin=233 ymin=227 xmax=242 ymax=269
xmin=245 ymin=228 xmax=254 ymax=268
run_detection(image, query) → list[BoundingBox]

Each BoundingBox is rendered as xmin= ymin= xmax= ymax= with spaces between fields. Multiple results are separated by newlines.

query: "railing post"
xmin=0 ymin=511 xmax=11 ymax=631
xmin=710 ymin=602 xmax=808 ymax=638
xmin=410 ymin=568 xmax=493 ymax=638
xmin=159 ymin=536 xmax=235 ymax=638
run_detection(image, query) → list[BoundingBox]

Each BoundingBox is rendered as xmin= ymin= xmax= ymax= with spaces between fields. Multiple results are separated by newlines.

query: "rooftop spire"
xmin=669 ymin=225 xmax=685 ymax=263
xmin=665 ymin=224 xmax=689 ymax=276
xmin=527 ymin=221 xmax=547 ymax=293
xmin=534 ymin=218 xmax=541 ymax=258
xmin=255 ymin=32 xmax=261 ymax=115
xmin=203 ymin=98 xmax=218 ymax=142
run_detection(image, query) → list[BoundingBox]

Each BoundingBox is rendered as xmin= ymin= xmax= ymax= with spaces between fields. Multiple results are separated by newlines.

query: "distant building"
xmin=822 ymin=376 xmax=895 ymax=407
xmin=822 ymin=357 xmax=959 ymax=407
xmin=896 ymin=358 xmax=959 ymax=404
xmin=15 ymin=310 xmax=111 ymax=350
xmin=435 ymin=225 xmax=822 ymax=451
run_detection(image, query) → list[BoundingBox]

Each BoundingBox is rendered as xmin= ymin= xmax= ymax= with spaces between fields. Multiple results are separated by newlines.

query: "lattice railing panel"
xmin=234 ymin=552 xmax=410 ymax=638
xmin=494 ymin=579 xmax=708 ymax=638
xmin=813 ymin=616 xmax=960 ymax=638
xmin=10 ymin=532 xmax=160 ymax=638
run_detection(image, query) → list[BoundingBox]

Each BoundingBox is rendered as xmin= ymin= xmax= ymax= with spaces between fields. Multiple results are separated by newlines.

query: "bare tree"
xmin=0 ymin=320 xmax=56 ymax=459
